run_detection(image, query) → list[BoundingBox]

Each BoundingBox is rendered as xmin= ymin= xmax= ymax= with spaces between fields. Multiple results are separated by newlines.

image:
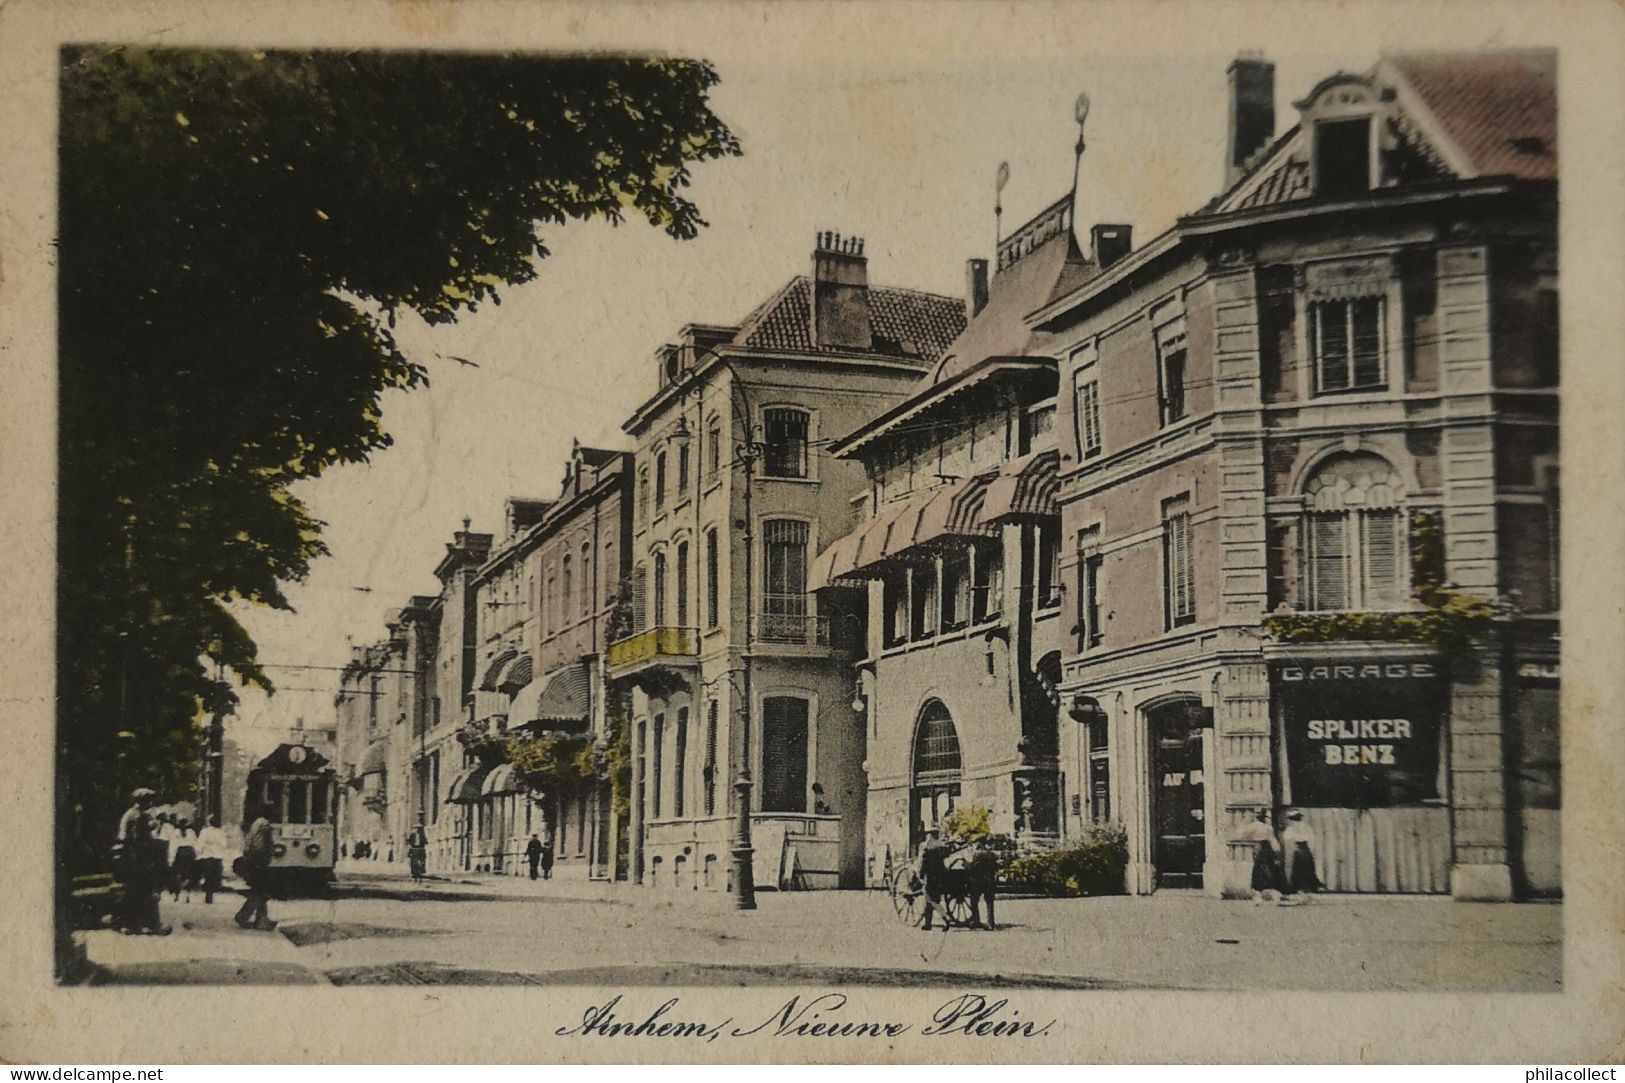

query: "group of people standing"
xmin=111 ymin=787 xmax=282 ymax=935
xmin=1244 ymin=808 xmax=1322 ymax=904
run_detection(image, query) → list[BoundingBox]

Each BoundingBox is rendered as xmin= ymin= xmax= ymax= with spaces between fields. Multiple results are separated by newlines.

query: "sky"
xmin=228 ymin=43 xmax=1382 ymax=751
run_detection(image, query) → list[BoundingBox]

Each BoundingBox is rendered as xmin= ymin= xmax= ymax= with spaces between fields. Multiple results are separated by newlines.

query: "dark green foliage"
xmin=56 ymin=46 xmax=738 ymax=878
xmin=1001 ymin=823 xmax=1128 ymax=897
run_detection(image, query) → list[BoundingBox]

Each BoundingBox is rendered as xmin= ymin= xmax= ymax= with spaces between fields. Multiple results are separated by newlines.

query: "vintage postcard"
xmin=2 ymin=0 xmax=1622 ymax=1065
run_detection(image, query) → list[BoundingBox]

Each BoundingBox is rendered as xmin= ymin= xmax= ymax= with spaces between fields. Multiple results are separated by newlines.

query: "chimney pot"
xmin=1090 ymin=224 xmax=1133 ymax=270
xmin=966 ymin=258 xmax=989 ymax=317
xmin=1226 ymin=53 xmax=1276 ymax=187
xmin=811 ymin=229 xmax=872 ymax=351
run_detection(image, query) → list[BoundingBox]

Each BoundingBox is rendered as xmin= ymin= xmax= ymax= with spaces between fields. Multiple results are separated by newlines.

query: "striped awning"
xmin=478 ymin=648 xmax=520 ymax=692
xmin=981 ymin=449 xmax=1059 ymax=521
xmin=511 ymin=661 xmax=591 ymax=731
xmin=809 ymin=473 xmax=999 ymax=591
xmin=496 ymin=653 xmax=533 ymax=694
xmin=481 ymin=763 xmax=526 ymax=797
xmin=444 ymin=766 xmax=490 ymax=804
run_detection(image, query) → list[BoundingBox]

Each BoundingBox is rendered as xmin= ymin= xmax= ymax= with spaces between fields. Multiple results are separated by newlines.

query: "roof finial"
xmin=1071 ymin=90 xmax=1091 ymax=206
xmin=994 ymin=160 xmax=1010 ymax=254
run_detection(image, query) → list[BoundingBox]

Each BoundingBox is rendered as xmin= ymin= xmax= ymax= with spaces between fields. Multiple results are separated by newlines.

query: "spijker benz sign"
xmin=1272 ymin=658 xmax=1444 ymax=807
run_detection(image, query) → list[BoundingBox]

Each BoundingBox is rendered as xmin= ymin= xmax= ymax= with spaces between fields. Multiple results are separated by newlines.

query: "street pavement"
xmin=77 ymin=869 xmax=1561 ymax=991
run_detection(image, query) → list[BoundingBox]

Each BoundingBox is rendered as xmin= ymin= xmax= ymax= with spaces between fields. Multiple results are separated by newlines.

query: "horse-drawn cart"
xmin=885 ymin=845 xmax=997 ymax=929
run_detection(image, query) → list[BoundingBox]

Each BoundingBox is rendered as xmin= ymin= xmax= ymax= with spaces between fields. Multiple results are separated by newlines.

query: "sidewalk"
xmin=76 ymin=885 xmax=320 ymax=984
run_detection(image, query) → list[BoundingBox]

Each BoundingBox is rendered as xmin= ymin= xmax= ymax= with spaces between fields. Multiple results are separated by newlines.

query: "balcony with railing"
xmin=606 ymin=626 xmax=700 ymax=683
xmin=758 ymin=594 xmax=861 ymax=651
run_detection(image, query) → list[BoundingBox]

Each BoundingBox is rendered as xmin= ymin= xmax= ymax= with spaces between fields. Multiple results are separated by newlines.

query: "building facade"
xmin=613 ymin=232 xmax=966 ymax=891
xmin=1030 ymin=51 xmax=1557 ymax=899
xmin=809 ymin=201 xmax=1132 ymax=882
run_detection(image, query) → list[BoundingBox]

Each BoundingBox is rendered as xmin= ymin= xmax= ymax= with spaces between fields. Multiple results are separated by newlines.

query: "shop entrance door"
xmin=1150 ymin=700 xmax=1209 ymax=888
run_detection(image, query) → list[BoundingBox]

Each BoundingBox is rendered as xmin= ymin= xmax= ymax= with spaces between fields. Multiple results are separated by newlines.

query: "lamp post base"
xmin=732 ymin=773 xmax=757 ymax=910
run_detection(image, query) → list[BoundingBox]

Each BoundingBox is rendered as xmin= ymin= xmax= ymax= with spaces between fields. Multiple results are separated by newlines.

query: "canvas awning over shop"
xmin=808 ymin=472 xmax=998 ymax=591
xmin=510 ymin=661 xmax=591 ymax=731
xmin=478 ymin=649 xmax=520 ymax=692
xmin=481 ymin=763 xmax=526 ymax=797
xmin=981 ymin=449 xmax=1059 ymax=520
xmin=495 ymin=653 xmax=533 ymax=694
xmin=444 ymin=766 xmax=490 ymax=805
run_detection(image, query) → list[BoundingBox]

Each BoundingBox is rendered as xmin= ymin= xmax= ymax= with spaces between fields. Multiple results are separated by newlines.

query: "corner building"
xmin=1034 ymin=52 xmax=1558 ymax=899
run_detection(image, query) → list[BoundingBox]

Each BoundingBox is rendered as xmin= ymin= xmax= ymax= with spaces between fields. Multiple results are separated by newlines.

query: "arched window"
xmin=910 ymin=700 xmax=962 ymax=851
xmin=580 ymin=541 xmax=592 ymax=616
xmin=1302 ymin=452 xmax=1407 ymax=611
xmin=913 ymin=700 xmax=962 ymax=784
xmin=561 ymin=555 xmax=572 ymax=621
xmin=676 ymin=540 xmax=690 ymax=627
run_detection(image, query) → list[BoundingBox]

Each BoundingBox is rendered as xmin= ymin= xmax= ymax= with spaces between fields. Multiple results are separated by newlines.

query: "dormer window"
xmin=1314 ymin=117 xmax=1373 ymax=197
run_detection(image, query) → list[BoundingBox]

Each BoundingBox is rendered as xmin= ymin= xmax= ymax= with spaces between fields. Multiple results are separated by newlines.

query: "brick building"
xmin=1032 ymin=51 xmax=1557 ymax=899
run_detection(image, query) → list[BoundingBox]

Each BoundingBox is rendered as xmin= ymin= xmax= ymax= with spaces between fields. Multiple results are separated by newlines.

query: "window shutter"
xmin=1363 ymin=509 xmax=1403 ymax=607
xmin=1309 ymin=513 xmax=1348 ymax=610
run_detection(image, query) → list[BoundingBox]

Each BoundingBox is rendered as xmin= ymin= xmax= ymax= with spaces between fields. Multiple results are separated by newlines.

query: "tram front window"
xmin=287 ymin=780 xmax=309 ymax=824
xmin=310 ymin=779 xmax=329 ymax=824
xmin=264 ymin=780 xmax=285 ymax=822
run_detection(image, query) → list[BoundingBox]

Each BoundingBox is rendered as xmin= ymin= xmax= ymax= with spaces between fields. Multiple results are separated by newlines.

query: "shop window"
xmin=1072 ymin=356 xmax=1102 ymax=459
xmin=1314 ymin=116 xmax=1373 ymax=198
xmin=761 ymin=697 xmax=810 ymax=813
xmin=674 ymin=707 xmax=688 ymax=819
xmin=1312 ymin=297 xmax=1385 ymax=393
xmin=763 ymin=408 xmax=810 ymax=478
xmin=1300 ymin=452 xmax=1408 ymax=611
xmin=1162 ymin=495 xmax=1196 ymax=628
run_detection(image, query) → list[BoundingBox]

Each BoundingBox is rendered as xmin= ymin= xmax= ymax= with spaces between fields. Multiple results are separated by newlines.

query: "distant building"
xmin=613 ymin=232 xmax=966 ymax=891
xmin=1031 ymin=51 xmax=1558 ymax=898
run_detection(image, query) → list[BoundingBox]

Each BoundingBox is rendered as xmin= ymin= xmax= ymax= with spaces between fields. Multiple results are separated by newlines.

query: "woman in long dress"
xmin=1240 ymin=809 xmax=1282 ymax=903
xmin=1280 ymin=809 xmax=1321 ymax=901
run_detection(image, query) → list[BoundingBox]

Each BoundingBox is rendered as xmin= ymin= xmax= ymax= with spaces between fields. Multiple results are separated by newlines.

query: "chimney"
xmin=1226 ymin=53 xmax=1275 ymax=187
xmin=1090 ymin=224 xmax=1133 ymax=270
xmin=966 ymin=258 xmax=989 ymax=317
xmin=811 ymin=231 xmax=872 ymax=351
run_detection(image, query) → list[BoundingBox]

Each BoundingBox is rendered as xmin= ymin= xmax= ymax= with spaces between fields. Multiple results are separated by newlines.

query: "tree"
xmin=55 ymin=46 xmax=740 ymax=884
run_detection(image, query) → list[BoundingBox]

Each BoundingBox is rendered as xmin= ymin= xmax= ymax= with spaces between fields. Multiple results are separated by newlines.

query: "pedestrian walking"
xmin=193 ymin=816 xmax=228 ymax=904
xmin=539 ymin=832 xmax=555 ymax=880
xmin=113 ymin=788 xmax=170 ymax=936
xmin=233 ymin=798 xmax=277 ymax=931
xmin=1240 ymin=809 xmax=1283 ymax=904
xmin=525 ymin=833 xmax=544 ymax=880
xmin=1279 ymin=809 xmax=1321 ymax=903
xmin=916 ymin=828 xmax=951 ymax=931
xmin=169 ymin=818 xmax=198 ymax=902
xmin=406 ymin=814 xmax=429 ymax=883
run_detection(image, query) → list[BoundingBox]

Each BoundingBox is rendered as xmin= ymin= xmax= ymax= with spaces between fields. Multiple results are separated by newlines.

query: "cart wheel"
xmin=889 ymin=869 xmax=921 ymax=924
xmin=943 ymin=894 xmax=975 ymax=929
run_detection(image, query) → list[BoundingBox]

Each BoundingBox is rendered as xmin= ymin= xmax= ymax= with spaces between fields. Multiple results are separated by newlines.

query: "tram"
xmin=243 ymin=742 xmax=338 ymax=891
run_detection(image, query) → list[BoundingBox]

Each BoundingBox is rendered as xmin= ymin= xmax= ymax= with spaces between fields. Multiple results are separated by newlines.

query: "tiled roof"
xmin=1207 ymin=49 xmax=1555 ymax=216
xmin=732 ymin=276 xmax=966 ymax=364
xmin=1384 ymin=50 xmax=1555 ymax=181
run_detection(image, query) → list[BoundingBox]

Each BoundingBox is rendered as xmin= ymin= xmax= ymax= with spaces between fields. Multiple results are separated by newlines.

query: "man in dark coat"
xmin=114 ymin=787 xmax=170 ymax=935
xmin=917 ymin=828 xmax=952 ymax=930
xmin=525 ymin=834 xmax=544 ymax=880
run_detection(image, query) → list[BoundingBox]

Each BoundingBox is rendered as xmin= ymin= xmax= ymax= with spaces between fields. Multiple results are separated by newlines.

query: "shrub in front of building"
xmin=1002 ymin=823 xmax=1128 ymax=897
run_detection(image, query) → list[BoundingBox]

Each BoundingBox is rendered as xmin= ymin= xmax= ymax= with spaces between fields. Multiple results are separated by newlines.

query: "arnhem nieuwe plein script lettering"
xmin=555 ymin=994 xmax=1055 ymax=1041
